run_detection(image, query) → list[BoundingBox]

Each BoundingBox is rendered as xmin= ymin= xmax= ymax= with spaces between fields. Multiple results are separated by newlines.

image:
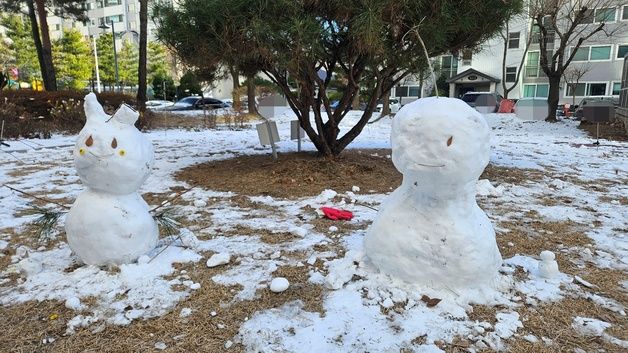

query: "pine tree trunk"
xmin=34 ymin=0 xmax=57 ymax=91
xmin=546 ymin=75 xmax=561 ymax=122
xmin=137 ymin=0 xmax=148 ymax=112
xmin=26 ymin=0 xmax=48 ymax=89
xmin=246 ymin=76 xmax=259 ymax=115
xmin=381 ymin=90 xmax=391 ymax=116
xmin=351 ymin=89 xmax=360 ymax=110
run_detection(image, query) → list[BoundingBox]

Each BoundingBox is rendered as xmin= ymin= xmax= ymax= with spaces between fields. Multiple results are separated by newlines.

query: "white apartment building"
xmin=47 ymin=0 xmax=160 ymax=45
xmin=393 ymin=2 xmax=628 ymax=106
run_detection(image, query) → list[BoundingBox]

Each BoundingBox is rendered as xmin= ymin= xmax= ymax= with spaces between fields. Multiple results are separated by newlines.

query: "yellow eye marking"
xmin=79 ymin=148 xmax=85 ymax=155
xmin=119 ymin=149 xmax=126 ymax=156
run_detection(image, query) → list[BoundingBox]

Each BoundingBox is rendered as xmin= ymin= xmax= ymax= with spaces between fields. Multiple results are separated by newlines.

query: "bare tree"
xmin=529 ymin=0 xmax=623 ymax=121
xmin=563 ymin=63 xmax=592 ymax=106
xmin=499 ymin=17 xmax=533 ymax=99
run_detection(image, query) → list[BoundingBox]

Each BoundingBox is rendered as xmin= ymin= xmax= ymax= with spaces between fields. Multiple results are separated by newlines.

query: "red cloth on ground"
xmin=321 ymin=207 xmax=354 ymax=221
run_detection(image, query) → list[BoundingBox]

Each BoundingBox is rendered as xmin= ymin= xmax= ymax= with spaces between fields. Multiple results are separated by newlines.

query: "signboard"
xmin=256 ymin=121 xmax=279 ymax=146
xmin=290 ymin=120 xmax=305 ymax=140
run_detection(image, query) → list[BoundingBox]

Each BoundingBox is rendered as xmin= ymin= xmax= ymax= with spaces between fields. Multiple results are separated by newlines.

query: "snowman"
xmin=64 ymin=93 xmax=158 ymax=266
xmin=364 ymin=97 xmax=502 ymax=291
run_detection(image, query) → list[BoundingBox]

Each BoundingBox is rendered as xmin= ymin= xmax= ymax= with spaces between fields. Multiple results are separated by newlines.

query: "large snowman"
xmin=364 ymin=97 xmax=502 ymax=291
xmin=65 ymin=93 xmax=158 ymax=266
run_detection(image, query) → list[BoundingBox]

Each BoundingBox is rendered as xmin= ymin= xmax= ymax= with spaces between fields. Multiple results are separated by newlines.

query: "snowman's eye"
xmin=447 ymin=136 xmax=453 ymax=146
xmin=85 ymin=135 xmax=94 ymax=146
xmin=111 ymin=138 xmax=118 ymax=149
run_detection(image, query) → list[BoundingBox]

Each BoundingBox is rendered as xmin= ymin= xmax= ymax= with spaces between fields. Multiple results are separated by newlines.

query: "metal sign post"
xmin=256 ymin=120 xmax=280 ymax=161
xmin=290 ymin=120 xmax=305 ymax=152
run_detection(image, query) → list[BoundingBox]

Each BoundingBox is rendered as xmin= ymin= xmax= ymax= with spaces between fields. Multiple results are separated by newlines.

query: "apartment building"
xmin=47 ymin=0 xmax=160 ymax=45
xmin=393 ymin=2 xmax=628 ymax=106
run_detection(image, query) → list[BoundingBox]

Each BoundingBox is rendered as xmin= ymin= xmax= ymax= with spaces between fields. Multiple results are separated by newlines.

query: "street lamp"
xmin=91 ymin=35 xmax=102 ymax=93
xmin=99 ymin=21 xmax=119 ymax=92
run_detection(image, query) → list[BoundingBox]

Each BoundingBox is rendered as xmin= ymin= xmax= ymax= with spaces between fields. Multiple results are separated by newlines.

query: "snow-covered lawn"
xmin=0 ymin=110 xmax=626 ymax=352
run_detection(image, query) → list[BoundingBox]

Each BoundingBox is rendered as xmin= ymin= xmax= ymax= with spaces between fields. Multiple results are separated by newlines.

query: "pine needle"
xmin=28 ymin=205 xmax=66 ymax=242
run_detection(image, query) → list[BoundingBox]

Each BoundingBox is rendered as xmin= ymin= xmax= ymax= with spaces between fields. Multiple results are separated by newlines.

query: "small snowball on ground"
xmin=381 ymin=298 xmax=394 ymax=308
xmin=65 ymin=296 xmax=82 ymax=310
xmin=179 ymin=308 xmax=192 ymax=318
xmin=572 ymin=317 xmax=611 ymax=337
xmin=328 ymin=226 xmax=338 ymax=232
xmin=154 ymin=342 xmax=167 ymax=350
xmin=270 ymin=251 xmax=281 ymax=260
xmin=190 ymin=283 xmax=201 ymax=290
xmin=270 ymin=277 xmax=290 ymax=293
xmin=193 ymin=199 xmax=207 ymax=208
xmin=352 ymin=185 xmax=360 ymax=192
xmin=207 ymin=253 xmax=231 ymax=268
xmin=318 ymin=189 xmax=337 ymax=201
xmin=224 ymin=340 xmax=234 ymax=349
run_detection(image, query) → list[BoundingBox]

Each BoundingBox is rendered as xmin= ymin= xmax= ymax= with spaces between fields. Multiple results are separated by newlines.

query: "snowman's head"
xmin=74 ymin=93 xmax=154 ymax=194
xmin=391 ymin=97 xmax=490 ymax=186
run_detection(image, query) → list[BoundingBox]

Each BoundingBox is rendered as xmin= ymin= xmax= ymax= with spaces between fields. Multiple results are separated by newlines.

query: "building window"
xmin=595 ymin=8 xmax=616 ymax=22
xmin=588 ymin=83 xmax=607 ymax=95
xmin=590 ymin=46 xmax=611 ymax=60
xmin=525 ymin=52 xmax=539 ymax=77
xmin=508 ymin=32 xmax=520 ymax=49
xmin=408 ymin=86 xmax=420 ymax=96
xmin=567 ymin=82 xmax=608 ymax=96
xmin=566 ymin=83 xmax=586 ymax=97
xmin=572 ymin=45 xmax=611 ymax=61
xmin=617 ymin=45 xmax=628 ymax=59
xmin=54 ymin=24 xmax=61 ymax=31
xmin=505 ymin=67 xmax=517 ymax=82
xmin=523 ymin=84 xmax=548 ymax=98
xmin=396 ymin=86 xmax=408 ymax=97
xmin=440 ymin=55 xmax=458 ymax=78
xmin=461 ymin=50 xmax=472 ymax=66
xmin=612 ymin=82 xmax=621 ymax=96
xmin=623 ymin=6 xmax=628 ymax=20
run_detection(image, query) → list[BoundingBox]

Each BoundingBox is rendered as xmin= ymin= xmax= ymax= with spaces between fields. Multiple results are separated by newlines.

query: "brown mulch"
xmin=176 ymin=149 xmax=402 ymax=198
xmin=578 ymin=120 xmax=628 ymax=142
xmin=175 ymin=149 xmax=541 ymax=199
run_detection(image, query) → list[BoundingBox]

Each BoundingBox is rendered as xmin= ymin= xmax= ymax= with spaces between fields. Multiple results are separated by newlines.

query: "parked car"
xmin=165 ymin=96 xmax=229 ymax=111
xmin=145 ymin=100 xmax=174 ymax=110
xmin=196 ymin=97 xmax=230 ymax=110
xmin=461 ymin=92 xmax=502 ymax=113
xmin=375 ymin=98 xmax=401 ymax=113
xmin=164 ymin=96 xmax=202 ymax=111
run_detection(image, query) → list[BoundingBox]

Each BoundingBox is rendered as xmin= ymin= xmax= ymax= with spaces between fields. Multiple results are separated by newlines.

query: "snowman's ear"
xmin=111 ymin=103 xmax=139 ymax=125
xmin=84 ymin=93 xmax=110 ymax=122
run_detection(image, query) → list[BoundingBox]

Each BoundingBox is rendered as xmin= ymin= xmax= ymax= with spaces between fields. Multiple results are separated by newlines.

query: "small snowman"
xmin=538 ymin=250 xmax=559 ymax=279
xmin=364 ymin=97 xmax=502 ymax=291
xmin=64 ymin=93 xmax=158 ymax=266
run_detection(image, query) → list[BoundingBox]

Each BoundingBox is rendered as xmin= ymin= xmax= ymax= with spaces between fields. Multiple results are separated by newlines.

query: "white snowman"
xmin=364 ymin=97 xmax=502 ymax=291
xmin=65 ymin=93 xmax=158 ymax=266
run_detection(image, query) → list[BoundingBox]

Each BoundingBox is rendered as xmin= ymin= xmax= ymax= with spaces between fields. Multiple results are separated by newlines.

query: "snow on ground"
xmin=0 ymin=109 xmax=626 ymax=352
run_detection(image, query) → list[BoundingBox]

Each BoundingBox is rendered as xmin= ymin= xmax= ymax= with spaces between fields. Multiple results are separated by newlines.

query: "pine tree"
xmin=1 ymin=14 xmax=40 ymax=83
xmin=118 ymin=39 xmax=139 ymax=89
xmin=96 ymin=33 xmax=115 ymax=89
xmin=148 ymin=41 xmax=169 ymax=80
xmin=53 ymin=29 xmax=92 ymax=90
xmin=155 ymin=0 xmax=522 ymax=156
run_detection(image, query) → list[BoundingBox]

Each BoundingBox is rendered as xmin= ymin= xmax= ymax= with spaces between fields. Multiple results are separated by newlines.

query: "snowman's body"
xmin=364 ymin=97 xmax=502 ymax=291
xmin=65 ymin=94 xmax=158 ymax=266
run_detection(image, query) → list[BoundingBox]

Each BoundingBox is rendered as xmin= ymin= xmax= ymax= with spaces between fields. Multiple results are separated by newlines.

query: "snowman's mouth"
xmin=413 ymin=162 xmax=445 ymax=168
xmin=88 ymin=151 xmax=114 ymax=160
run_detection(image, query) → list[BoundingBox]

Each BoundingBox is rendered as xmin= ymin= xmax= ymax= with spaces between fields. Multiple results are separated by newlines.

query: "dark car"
xmin=165 ymin=96 xmax=229 ymax=111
